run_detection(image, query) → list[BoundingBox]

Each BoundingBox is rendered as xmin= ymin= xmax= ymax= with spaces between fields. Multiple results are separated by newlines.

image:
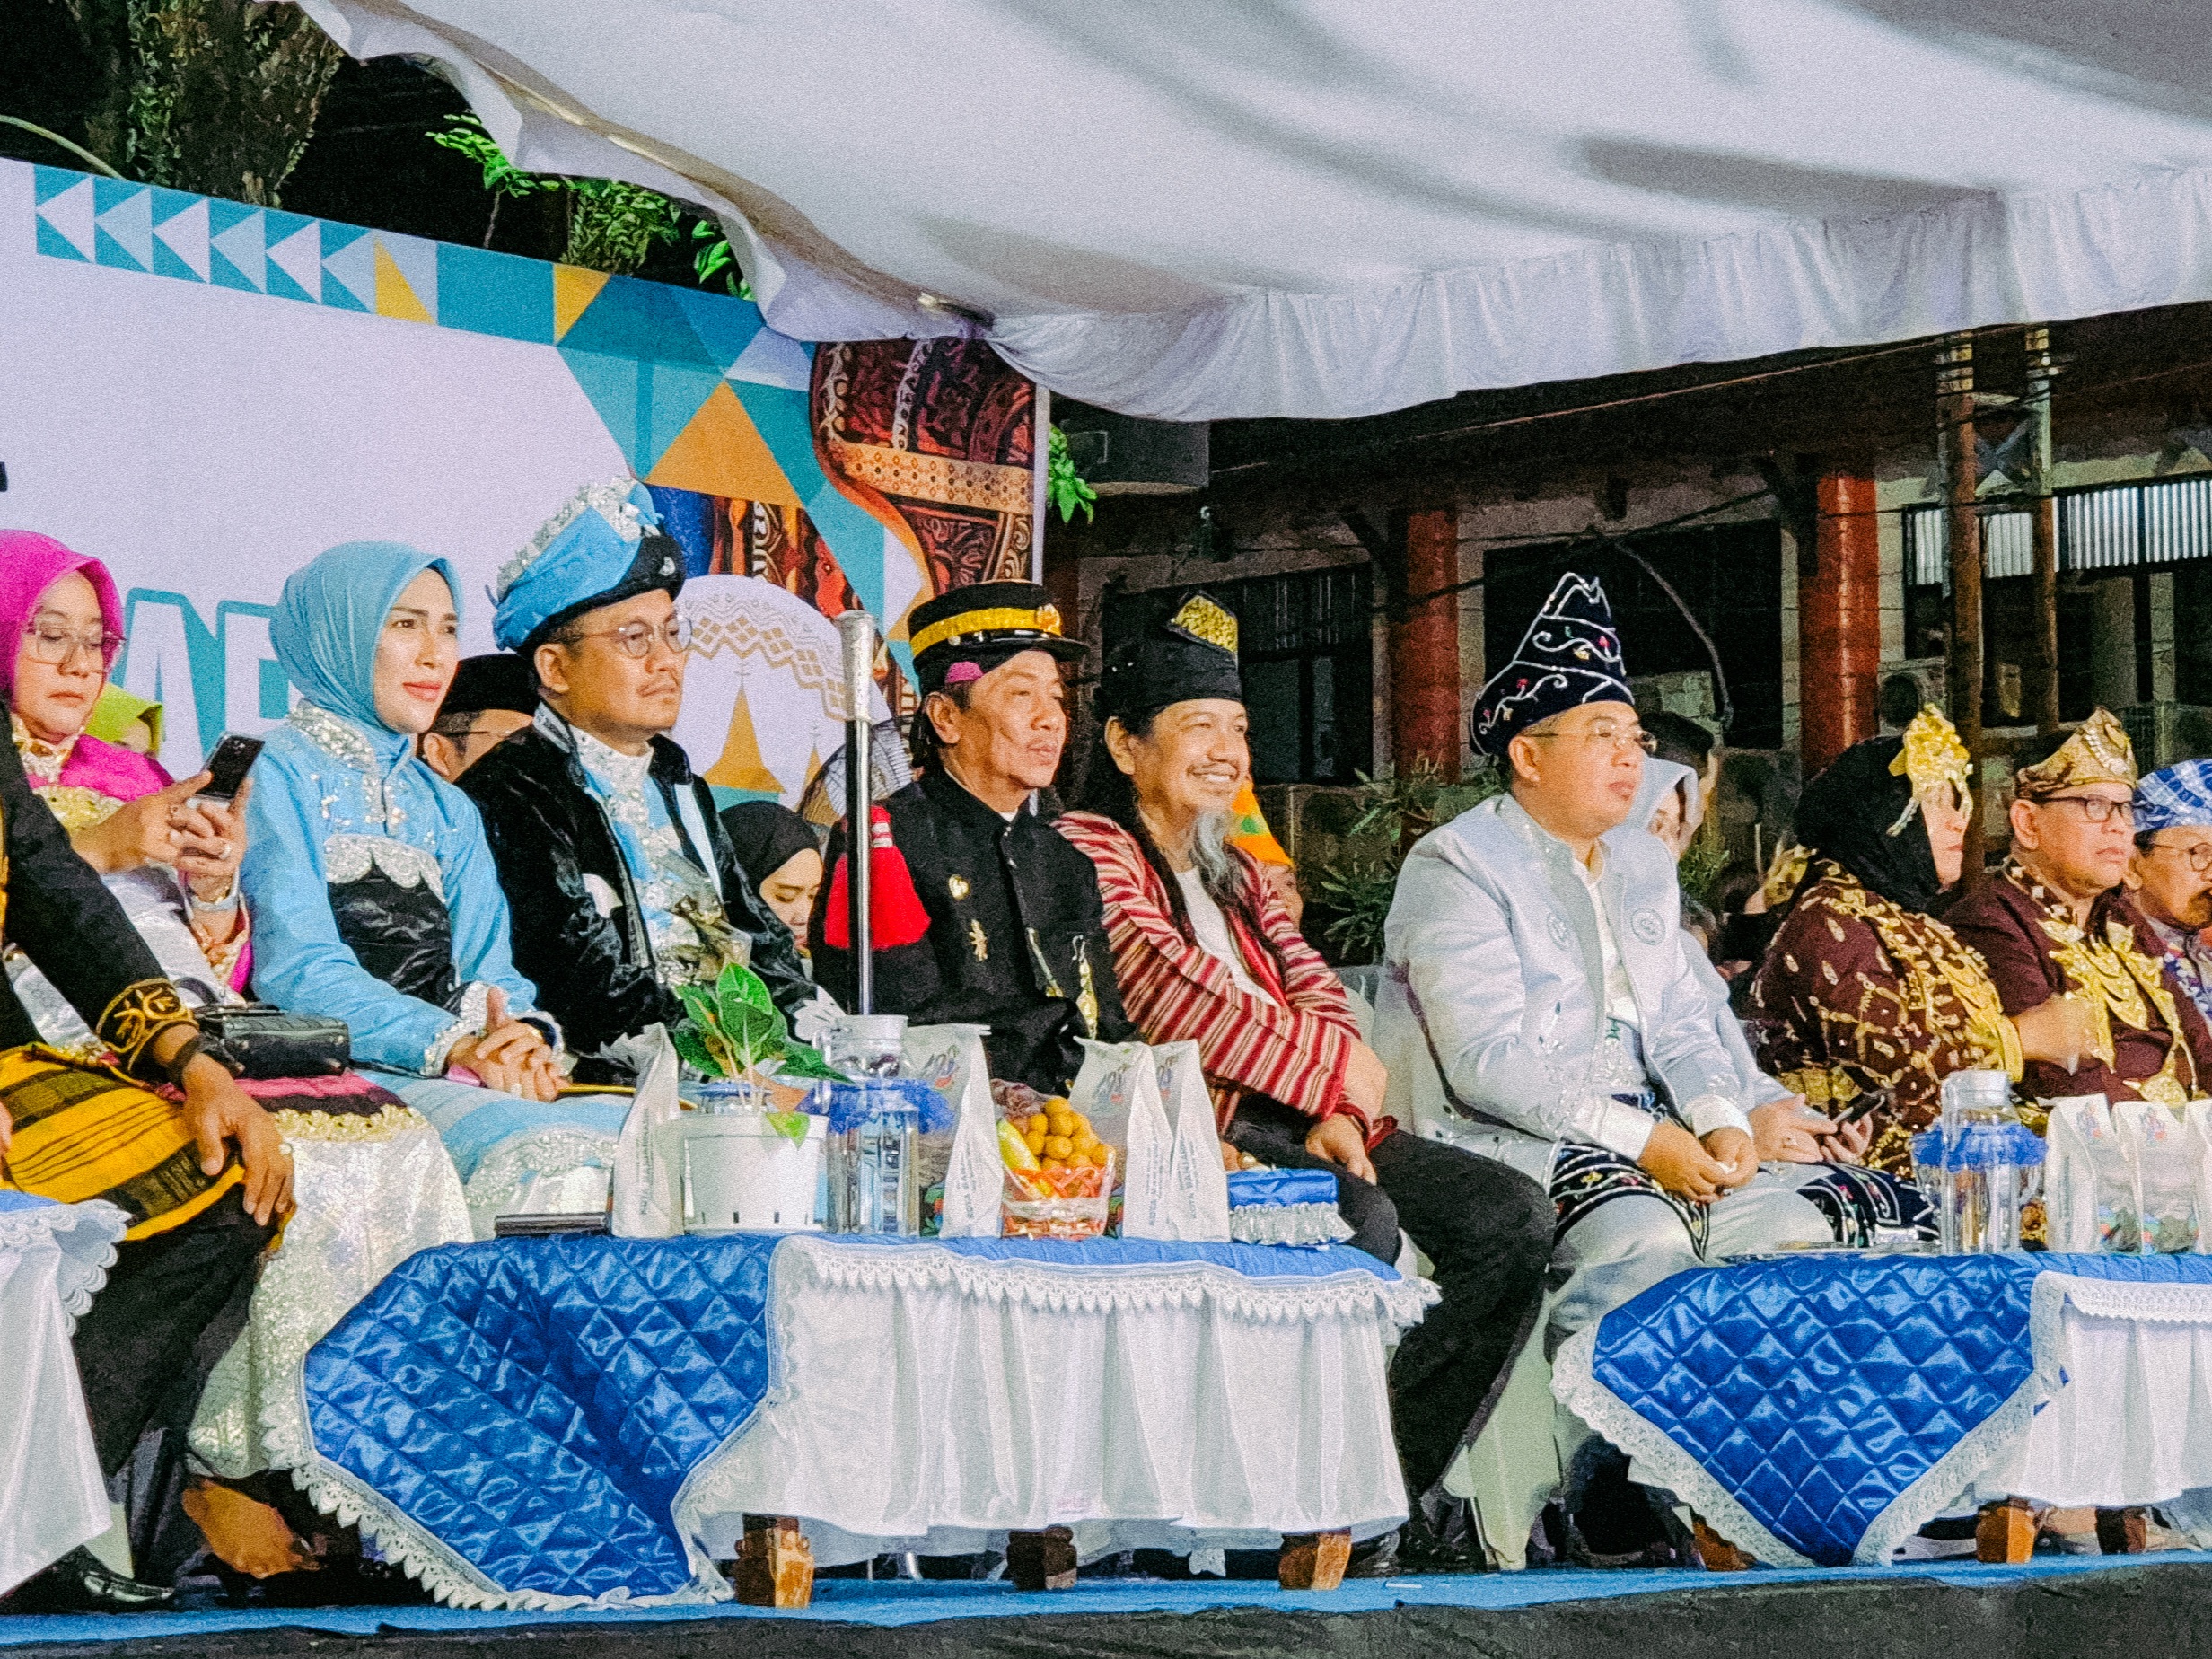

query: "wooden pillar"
xmin=1798 ymin=470 xmax=1881 ymax=773
xmin=1391 ymin=506 xmax=1462 ymax=779
xmin=1937 ymin=337 xmax=1985 ymax=873
xmin=2024 ymin=327 xmax=2061 ymax=735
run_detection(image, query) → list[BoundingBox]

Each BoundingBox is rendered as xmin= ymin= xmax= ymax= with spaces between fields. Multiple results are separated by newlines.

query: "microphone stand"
xmin=838 ymin=610 xmax=875 ymax=1014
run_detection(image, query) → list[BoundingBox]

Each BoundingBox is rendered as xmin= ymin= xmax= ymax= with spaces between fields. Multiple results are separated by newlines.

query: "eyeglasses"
xmin=2043 ymin=793 xmax=2136 ymax=826
xmin=1528 ymin=719 xmax=1657 ymax=755
xmin=2147 ymin=837 xmax=2212 ymax=873
xmin=22 ymin=619 xmax=125 ymax=670
xmin=562 ymin=613 xmax=692 ymax=659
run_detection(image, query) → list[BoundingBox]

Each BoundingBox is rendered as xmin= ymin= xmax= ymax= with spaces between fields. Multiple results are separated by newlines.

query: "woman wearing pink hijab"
xmin=0 ymin=531 xmax=471 ymax=1593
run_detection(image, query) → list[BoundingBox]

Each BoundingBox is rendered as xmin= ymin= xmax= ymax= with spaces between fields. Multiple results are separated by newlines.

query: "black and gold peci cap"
xmin=1096 ymin=592 xmax=1243 ymax=724
xmin=908 ymin=581 xmax=1086 ymax=694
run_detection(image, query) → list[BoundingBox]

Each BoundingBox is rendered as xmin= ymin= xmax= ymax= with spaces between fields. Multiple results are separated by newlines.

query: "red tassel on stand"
xmin=822 ymin=807 xmax=932 ymax=951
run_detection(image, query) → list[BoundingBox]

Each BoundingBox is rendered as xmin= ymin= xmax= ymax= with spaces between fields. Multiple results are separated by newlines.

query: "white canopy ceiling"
xmin=299 ymin=1 xmax=2212 ymax=420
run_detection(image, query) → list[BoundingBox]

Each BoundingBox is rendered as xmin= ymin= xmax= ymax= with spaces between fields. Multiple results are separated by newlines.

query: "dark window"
xmin=1481 ymin=522 xmax=1784 ymax=748
xmin=1100 ymin=565 xmax=1373 ymax=784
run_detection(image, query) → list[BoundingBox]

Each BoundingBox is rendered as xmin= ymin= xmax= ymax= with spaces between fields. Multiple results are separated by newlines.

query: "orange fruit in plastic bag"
xmin=1041 ymin=1157 xmax=1066 ymax=1172
xmin=1025 ymin=1129 xmax=1048 ymax=1156
xmin=1027 ymin=1112 xmax=1049 ymax=1137
xmin=1043 ymin=1134 xmax=1074 ymax=1160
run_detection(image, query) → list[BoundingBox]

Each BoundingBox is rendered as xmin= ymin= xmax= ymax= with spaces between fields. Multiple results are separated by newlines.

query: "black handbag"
xmin=196 ymin=1003 xmax=351 ymax=1079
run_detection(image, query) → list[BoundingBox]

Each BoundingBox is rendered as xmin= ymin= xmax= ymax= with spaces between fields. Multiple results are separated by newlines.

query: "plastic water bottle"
xmin=826 ymin=1079 xmax=924 ymax=1236
xmin=1942 ymin=1070 xmax=2029 ymax=1251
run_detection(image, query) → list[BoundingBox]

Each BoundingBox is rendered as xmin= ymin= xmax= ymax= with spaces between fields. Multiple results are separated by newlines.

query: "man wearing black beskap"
xmin=811 ymin=582 xmax=1133 ymax=1093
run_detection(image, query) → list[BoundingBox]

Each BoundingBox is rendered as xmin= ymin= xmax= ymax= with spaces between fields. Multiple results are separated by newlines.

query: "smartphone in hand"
xmin=196 ymin=733 xmax=265 ymax=803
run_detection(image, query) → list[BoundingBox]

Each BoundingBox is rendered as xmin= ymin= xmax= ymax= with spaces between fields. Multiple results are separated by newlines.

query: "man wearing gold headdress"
xmin=1944 ymin=709 xmax=2212 ymax=1109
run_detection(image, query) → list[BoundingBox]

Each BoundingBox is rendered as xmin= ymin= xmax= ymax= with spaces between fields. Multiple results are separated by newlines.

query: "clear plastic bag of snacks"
xmin=2115 ymin=1099 xmax=2200 ymax=1254
xmin=992 ymin=1079 xmax=1116 ymax=1240
xmin=2045 ymin=1094 xmax=2136 ymax=1251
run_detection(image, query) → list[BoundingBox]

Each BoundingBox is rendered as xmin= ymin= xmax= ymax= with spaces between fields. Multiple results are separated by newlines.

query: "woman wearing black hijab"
xmin=1749 ymin=707 xmax=2088 ymax=1174
xmin=720 ymin=802 xmax=823 ymax=956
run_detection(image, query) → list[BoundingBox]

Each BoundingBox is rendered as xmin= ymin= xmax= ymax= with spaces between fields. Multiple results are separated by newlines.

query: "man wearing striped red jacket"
xmin=1057 ymin=593 xmax=1550 ymax=1542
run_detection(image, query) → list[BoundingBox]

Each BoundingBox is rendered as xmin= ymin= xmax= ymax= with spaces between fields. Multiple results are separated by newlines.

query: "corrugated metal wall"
xmin=1904 ymin=474 xmax=2212 ymax=587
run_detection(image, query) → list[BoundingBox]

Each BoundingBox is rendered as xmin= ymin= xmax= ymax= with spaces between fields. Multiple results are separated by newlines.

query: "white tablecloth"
xmin=0 ymin=1195 xmax=126 ymax=1596
xmin=680 ymin=1236 xmax=1433 ymax=1567
xmin=1977 ymin=1268 xmax=2212 ymax=1514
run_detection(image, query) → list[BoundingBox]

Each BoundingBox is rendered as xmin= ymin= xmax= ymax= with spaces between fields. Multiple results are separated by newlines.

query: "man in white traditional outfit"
xmin=1374 ymin=573 xmax=1830 ymax=1351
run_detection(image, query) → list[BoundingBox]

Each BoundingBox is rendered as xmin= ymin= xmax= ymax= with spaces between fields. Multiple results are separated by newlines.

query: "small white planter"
xmin=678 ymin=1110 xmax=827 ymax=1233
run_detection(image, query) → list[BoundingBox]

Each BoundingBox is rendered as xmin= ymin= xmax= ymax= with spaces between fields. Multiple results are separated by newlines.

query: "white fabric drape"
xmin=680 ymin=1236 xmax=1427 ymax=1566
xmin=190 ymin=1111 xmax=473 ymax=1479
xmin=0 ymin=1198 xmax=126 ymax=1596
xmin=1979 ymin=1272 xmax=2212 ymax=1512
xmin=294 ymin=1 xmax=2212 ymax=419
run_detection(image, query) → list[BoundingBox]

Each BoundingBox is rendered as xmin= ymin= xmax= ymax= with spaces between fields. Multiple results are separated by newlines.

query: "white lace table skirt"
xmin=189 ymin=1108 xmax=473 ymax=1480
xmin=0 ymin=1197 xmax=125 ymax=1595
xmin=681 ymin=1237 xmax=1429 ymax=1567
xmin=1976 ymin=1269 xmax=2212 ymax=1513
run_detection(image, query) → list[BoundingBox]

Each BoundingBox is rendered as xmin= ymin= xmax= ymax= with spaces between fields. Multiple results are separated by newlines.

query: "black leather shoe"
xmin=3 ymin=1548 xmax=175 ymax=1613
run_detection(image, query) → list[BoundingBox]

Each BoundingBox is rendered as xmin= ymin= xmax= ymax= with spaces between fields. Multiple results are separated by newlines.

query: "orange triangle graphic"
xmin=553 ymin=264 xmax=610 ymax=339
xmin=373 ymin=240 xmax=434 ymax=323
xmin=647 ymin=380 xmax=801 ymax=505
xmin=706 ymin=687 xmax=785 ymax=794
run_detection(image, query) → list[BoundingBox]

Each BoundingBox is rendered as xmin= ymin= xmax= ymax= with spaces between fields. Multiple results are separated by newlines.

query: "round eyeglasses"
xmin=564 ymin=613 xmax=693 ymax=659
xmin=22 ymin=619 xmax=125 ymax=670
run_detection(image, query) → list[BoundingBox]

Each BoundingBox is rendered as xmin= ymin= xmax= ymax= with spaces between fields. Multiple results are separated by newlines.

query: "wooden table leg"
xmin=732 ymin=1514 xmax=813 ymax=1608
xmin=1006 ymin=1526 xmax=1078 ymax=1591
xmin=2096 ymin=1507 xmax=2149 ymax=1555
xmin=1691 ymin=1517 xmax=1756 ymax=1571
xmin=1977 ymin=1497 xmax=2036 ymax=1564
xmin=1278 ymin=1529 xmax=1352 ymax=1591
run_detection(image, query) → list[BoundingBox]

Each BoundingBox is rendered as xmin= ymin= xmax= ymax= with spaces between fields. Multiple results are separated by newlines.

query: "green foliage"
xmin=427 ymin=113 xmax=551 ymax=199
xmin=427 ymin=112 xmax=696 ymax=278
xmin=1676 ymin=823 xmax=1733 ymax=908
xmin=1047 ymin=425 xmax=1098 ymax=524
xmin=672 ymin=962 xmax=847 ymax=1085
xmin=563 ymin=177 xmax=684 ymax=275
xmin=691 ymin=219 xmax=753 ymax=299
xmin=63 ymin=0 xmax=341 ymax=206
xmin=1312 ymin=758 xmax=1505 ymax=963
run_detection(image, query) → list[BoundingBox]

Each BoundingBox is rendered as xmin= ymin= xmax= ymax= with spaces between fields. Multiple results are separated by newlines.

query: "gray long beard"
xmin=1189 ymin=812 xmax=1238 ymax=899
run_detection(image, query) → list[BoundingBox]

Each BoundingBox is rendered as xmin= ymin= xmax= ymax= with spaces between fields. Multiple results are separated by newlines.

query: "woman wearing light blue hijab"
xmin=242 ymin=542 xmax=627 ymax=1233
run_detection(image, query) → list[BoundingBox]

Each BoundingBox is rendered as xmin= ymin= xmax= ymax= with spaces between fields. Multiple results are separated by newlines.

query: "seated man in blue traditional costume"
xmin=455 ymin=479 xmax=815 ymax=1083
xmin=241 ymin=542 xmax=627 ymax=1235
xmin=810 ymin=583 xmax=1133 ymax=1093
xmin=1374 ymin=572 xmax=1832 ymax=1352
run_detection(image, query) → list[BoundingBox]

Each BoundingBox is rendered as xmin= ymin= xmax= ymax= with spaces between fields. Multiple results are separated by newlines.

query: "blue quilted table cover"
xmin=300 ymin=1233 xmax=1403 ymax=1609
xmin=1554 ymin=1251 xmax=2212 ymax=1567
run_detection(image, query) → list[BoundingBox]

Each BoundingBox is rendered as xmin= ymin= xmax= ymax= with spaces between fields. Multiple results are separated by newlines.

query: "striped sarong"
xmin=0 ymin=1044 xmax=242 ymax=1239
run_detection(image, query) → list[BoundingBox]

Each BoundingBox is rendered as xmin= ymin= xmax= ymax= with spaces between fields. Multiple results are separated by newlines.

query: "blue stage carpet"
xmin=2 ymin=1549 xmax=2206 ymax=1646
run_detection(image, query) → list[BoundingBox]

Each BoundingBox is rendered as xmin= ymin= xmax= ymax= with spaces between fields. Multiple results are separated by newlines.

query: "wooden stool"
xmin=1278 ymin=1529 xmax=1352 ymax=1591
xmin=731 ymin=1514 xmax=813 ymax=1608
xmin=1977 ymin=1497 xmax=2036 ymax=1564
xmin=1006 ymin=1527 xmax=1079 ymax=1591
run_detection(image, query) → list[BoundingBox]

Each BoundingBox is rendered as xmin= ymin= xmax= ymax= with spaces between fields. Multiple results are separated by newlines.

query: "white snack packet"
xmin=2182 ymin=1102 xmax=2212 ymax=1254
xmin=1072 ymin=1039 xmax=1175 ymax=1238
xmin=2044 ymin=1093 xmax=2130 ymax=1252
xmin=1154 ymin=1040 xmax=1233 ymax=1242
xmin=611 ymin=1024 xmax=683 ymax=1239
xmin=2115 ymin=1098 xmax=2200 ymax=1254
xmin=907 ymin=1023 xmax=1001 ymax=1238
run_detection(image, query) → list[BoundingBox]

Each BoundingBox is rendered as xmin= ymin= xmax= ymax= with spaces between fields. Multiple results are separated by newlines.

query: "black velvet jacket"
xmin=0 ymin=734 xmax=191 ymax=1077
xmin=810 ymin=768 xmax=1133 ymax=1094
xmin=455 ymin=721 xmax=814 ymax=1080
